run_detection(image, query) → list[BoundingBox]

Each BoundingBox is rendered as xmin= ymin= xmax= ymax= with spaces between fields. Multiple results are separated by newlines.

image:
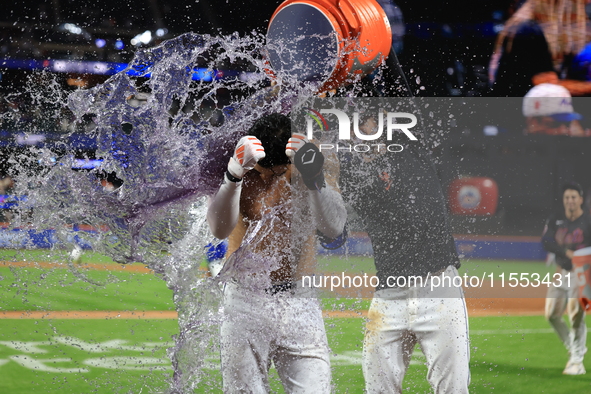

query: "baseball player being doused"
xmin=206 ymin=113 xmax=347 ymax=392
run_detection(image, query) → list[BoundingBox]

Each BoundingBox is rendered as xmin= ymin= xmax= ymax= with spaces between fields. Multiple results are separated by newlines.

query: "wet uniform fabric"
xmin=340 ymin=144 xmax=470 ymax=393
xmin=340 ymin=145 xmax=460 ymax=284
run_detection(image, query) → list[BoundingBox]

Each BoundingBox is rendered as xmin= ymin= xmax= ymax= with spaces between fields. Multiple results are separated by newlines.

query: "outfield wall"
xmin=0 ymin=224 xmax=95 ymax=250
xmin=0 ymin=225 xmax=546 ymax=261
xmin=318 ymin=232 xmax=546 ymax=261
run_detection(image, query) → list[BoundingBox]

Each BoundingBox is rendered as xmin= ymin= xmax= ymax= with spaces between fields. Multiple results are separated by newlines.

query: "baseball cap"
xmin=522 ymin=83 xmax=582 ymax=122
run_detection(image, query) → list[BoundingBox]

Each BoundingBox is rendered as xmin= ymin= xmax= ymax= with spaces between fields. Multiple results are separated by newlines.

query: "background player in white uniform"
xmin=207 ymin=113 xmax=346 ymax=393
xmin=340 ymin=117 xmax=470 ymax=393
xmin=542 ymin=182 xmax=591 ymax=375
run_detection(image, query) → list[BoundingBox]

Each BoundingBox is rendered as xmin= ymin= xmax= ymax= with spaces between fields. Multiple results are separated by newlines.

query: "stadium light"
xmin=62 ymin=23 xmax=83 ymax=35
xmin=131 ymin=31 xmax=152 ymax=46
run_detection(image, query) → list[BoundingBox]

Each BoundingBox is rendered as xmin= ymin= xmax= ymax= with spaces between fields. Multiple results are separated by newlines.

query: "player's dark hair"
xmin=248 ymin=113 xmax=291 ymax=168
xmin=562 ymin=181 xmax=583 ymax=197
xmin=97 ymin=171 xmax=124 ymax=189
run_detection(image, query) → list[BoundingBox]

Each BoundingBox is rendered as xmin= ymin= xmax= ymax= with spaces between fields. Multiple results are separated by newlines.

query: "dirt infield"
xmin=0 ymin=260 xmax=153 ymax=273
xmin=1 ymin=260 xmax=546 ymax=319
xmin=465 ymin=297 xmax=544 ymax=316
xmin=0 ymin=298 xmax=544 ymax=320
xmin=0 ymin=310 xmax=178 ymax=319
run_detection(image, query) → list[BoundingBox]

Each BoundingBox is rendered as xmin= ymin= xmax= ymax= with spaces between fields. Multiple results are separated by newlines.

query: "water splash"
xmin=8 ymin=33 xmax=300 ymax=260
xmin=1 ymin=26 xmax=434 ymax=392
xmin=3 ymin=31 xmax=311 ymax=392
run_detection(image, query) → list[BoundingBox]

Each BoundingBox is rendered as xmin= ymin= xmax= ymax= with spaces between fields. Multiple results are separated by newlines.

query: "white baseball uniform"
xmin=341 ymin=143 xmax=470 ymax=393
xmin=207 ymin=124 xmax=346 ymax=392
xmin=545 ymin=268 xmax=587 ymax=364
xmin=363 ymin=266 xmax=470 ymax=393
xmin=220 ymin=280 xmax=331 ymax=393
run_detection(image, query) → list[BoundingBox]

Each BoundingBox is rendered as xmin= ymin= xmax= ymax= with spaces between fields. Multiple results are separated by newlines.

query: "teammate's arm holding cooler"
xmin=207 ymin=136 xmax=265 ymax=239
xmin=286 ymin=133 xmax=347 ymax=241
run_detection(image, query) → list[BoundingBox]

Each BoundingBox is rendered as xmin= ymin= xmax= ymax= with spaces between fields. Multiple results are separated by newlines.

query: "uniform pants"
xmin=220 ymin=282 xmax=331 ymax=393
xmin=545 ymin=268 xmax=587 ymax=363
xmin=363 ymin=266 xmax=471 ymax=393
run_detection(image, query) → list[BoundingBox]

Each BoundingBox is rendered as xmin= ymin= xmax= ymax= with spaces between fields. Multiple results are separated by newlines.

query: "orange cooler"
xmin=266 ymin=0 xmax=392 ymax=93
xmin=573 ymin=246 xmax=591 ymax=310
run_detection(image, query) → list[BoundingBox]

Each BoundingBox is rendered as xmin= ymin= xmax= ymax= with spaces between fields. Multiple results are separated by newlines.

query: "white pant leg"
xmin=272 ymin=296 xmax=331 ymax=394
xmin=363 ymin=266 xmax=470 ymax=394
xmin=363 ymin=289 xmax=416 ymax=394
xmin=566 ymin=280 xmax=587 ymax=363
xmin=220 ymin=283 xmax=274 ymax=393
xmin=416 ymin=267 xmax=470 ymax=394
xmin=221 ymin=283 xmax=331 ymax=393
xmin=546 ymin=285 xmax=570 ymax=350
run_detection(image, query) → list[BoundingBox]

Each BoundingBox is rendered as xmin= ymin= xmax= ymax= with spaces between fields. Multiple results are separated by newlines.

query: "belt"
xmin=264 ymin=281 xmax=295 ymax=296
xmin=428 ymin=266 xmax=448 ymax=278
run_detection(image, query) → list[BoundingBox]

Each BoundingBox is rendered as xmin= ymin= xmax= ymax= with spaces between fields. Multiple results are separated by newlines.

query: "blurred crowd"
xmin=2 ymin=0 xmax=591 ymax=138
xmin=0 ymin=172 xmax=14 ymax=223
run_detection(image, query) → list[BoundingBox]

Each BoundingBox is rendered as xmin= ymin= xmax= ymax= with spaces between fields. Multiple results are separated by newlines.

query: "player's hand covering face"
xmin=286 ymin=133 xmax=325 ymax=191
xmin=228 ymin=136 xmax=266 ymax=179
xmin=285 ymin=133 xmax=308 ymax=159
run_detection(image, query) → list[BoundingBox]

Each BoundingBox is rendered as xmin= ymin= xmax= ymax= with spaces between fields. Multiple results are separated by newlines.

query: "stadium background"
xmin=3 ymin=0 xmax=591 ymax=240
xmin=1 ymin=1 xmax=591 ymax=393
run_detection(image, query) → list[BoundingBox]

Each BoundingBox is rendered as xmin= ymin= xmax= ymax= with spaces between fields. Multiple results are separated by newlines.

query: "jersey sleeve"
xmin=206 ymin=174 xmax=242 ymax=239
xmin=308 ymin=150 xmax=347 ymax=241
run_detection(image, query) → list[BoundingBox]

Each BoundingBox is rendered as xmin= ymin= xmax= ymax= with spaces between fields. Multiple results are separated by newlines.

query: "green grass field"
xmin=1 ymin=249 xmax=588 ymax=393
